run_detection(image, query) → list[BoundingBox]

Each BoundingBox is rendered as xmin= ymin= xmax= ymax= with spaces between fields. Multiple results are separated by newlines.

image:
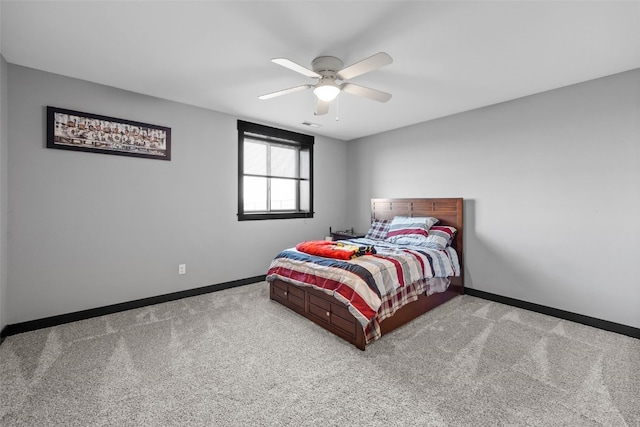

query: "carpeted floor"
xmin=1 ymin=282 xmax=638 ymax=426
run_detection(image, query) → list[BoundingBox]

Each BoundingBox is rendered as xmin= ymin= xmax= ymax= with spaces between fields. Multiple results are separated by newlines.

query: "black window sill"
xmin=238 ymin=212 xmax=314 ymax=221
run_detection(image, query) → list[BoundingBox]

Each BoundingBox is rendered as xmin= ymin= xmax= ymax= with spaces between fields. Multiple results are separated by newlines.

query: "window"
xmin=238 ymin=120 xmax=313 ymax=221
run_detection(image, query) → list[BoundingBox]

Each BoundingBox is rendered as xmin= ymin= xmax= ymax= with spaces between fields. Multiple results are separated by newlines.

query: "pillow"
xmin=365 ymin=219 xmax=390 ymax=240
xmin=422 ymin=225 xmax=457 ymax=250
xmin=385 ymin=216 xmax=439 ymax=245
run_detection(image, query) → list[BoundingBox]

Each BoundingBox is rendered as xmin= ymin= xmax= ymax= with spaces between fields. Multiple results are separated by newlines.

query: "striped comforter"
xmin=266 ymin=238 xmax=460 ymax=328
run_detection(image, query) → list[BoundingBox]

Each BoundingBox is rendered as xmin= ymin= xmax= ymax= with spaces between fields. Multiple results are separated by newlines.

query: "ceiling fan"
xmin=259 ymin=52 xmax=393 ymax=115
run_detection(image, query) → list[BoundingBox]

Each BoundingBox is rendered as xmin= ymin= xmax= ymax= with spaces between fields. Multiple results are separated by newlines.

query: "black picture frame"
xmin=47 ymin=106 xmax=171 ymax=161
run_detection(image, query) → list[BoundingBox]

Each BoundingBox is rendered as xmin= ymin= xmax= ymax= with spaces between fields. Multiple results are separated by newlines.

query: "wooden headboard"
xmin=371 ymin=198 xmax=464 ymax=285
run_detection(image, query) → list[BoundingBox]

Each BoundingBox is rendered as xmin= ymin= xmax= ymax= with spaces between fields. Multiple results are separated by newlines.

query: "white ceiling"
xmin=2 ymin=1 xmax=639 ymax=141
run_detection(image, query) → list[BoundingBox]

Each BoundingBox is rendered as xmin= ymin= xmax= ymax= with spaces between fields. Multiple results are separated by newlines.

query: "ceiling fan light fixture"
xmin=313 ymin=82 xmax=340 ymax=102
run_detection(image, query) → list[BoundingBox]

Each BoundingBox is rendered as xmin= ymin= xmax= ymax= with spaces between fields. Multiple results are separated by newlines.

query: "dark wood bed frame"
xmin=269 ymin=198 xmax=464 ymax=350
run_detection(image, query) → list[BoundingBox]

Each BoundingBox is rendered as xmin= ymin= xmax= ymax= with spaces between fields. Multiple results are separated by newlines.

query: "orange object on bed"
xmin=295 ymin=240 xmax=375 ymax=260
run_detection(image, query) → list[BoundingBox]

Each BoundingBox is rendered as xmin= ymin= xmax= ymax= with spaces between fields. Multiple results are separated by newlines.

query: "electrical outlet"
xmin=178 ymin=264 xmax=186 ymax=275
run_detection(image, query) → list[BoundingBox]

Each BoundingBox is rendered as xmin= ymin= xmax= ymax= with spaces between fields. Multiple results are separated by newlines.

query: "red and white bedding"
xmin=266 ymin=238 xmax=461 ymax=339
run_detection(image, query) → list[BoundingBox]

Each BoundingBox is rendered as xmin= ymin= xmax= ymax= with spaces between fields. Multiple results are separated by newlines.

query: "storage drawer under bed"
xmin=270 ymin=280 xmax=305 ymax=312
xmin=269 ymin=279 xmax=368 ymax=350
xmin=307 ymin=293 xmax=357 ymax=338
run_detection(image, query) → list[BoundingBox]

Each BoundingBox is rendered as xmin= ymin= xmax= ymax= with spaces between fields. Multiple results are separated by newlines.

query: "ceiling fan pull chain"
xmin=336 ymin=95 xmax=340 ymax=122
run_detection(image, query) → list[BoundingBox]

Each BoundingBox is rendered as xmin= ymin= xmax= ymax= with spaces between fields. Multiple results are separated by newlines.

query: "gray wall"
xmin=6 ymin=61 xmax=639 ymax=332
xmin=0 ymin=55 xmax=7 ymax=331
xmin=6 ymin=65 xmax=348 ymax=324
xmin=347 ymin=69 xmax=640 ymax=329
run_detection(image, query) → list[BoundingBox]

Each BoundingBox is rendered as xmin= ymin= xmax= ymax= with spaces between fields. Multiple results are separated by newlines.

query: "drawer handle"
xmin=326 ymin=311 xmax=330 ymax=317
xmin=283 ymin=291 xmax=287 ymax=296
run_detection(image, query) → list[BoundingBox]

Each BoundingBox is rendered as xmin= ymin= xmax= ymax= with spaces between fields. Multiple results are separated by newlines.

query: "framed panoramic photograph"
xmin=47 ymin=106 xmax=171 ymax=161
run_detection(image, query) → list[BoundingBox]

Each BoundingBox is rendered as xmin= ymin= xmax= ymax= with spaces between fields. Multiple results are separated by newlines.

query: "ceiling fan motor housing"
xmin=311 ymin=56 xmax=344 ymax=79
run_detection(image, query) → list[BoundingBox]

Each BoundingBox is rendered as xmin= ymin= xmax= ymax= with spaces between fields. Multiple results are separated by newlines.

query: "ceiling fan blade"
xmin=341 ymin=83 xmax=392 ymax=102
xmin=337 ymin=52 xmax=393 ymax=80
xmin=272 ymin=58 xmax=321 ymax=78
xmin=258 ymin=85 xmax=311 ymax=100
xmin=315 ymin=98 xmax=329 ymax=115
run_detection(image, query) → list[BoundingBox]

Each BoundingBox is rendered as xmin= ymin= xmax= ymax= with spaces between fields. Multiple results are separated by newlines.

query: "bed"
xmin=267 ymin=198 xmax=464 ymax=350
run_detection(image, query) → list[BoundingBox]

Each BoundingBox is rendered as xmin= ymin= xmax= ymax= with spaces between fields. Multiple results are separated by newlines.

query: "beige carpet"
xmin=1 ymin=282 xmax=638 ymax=426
